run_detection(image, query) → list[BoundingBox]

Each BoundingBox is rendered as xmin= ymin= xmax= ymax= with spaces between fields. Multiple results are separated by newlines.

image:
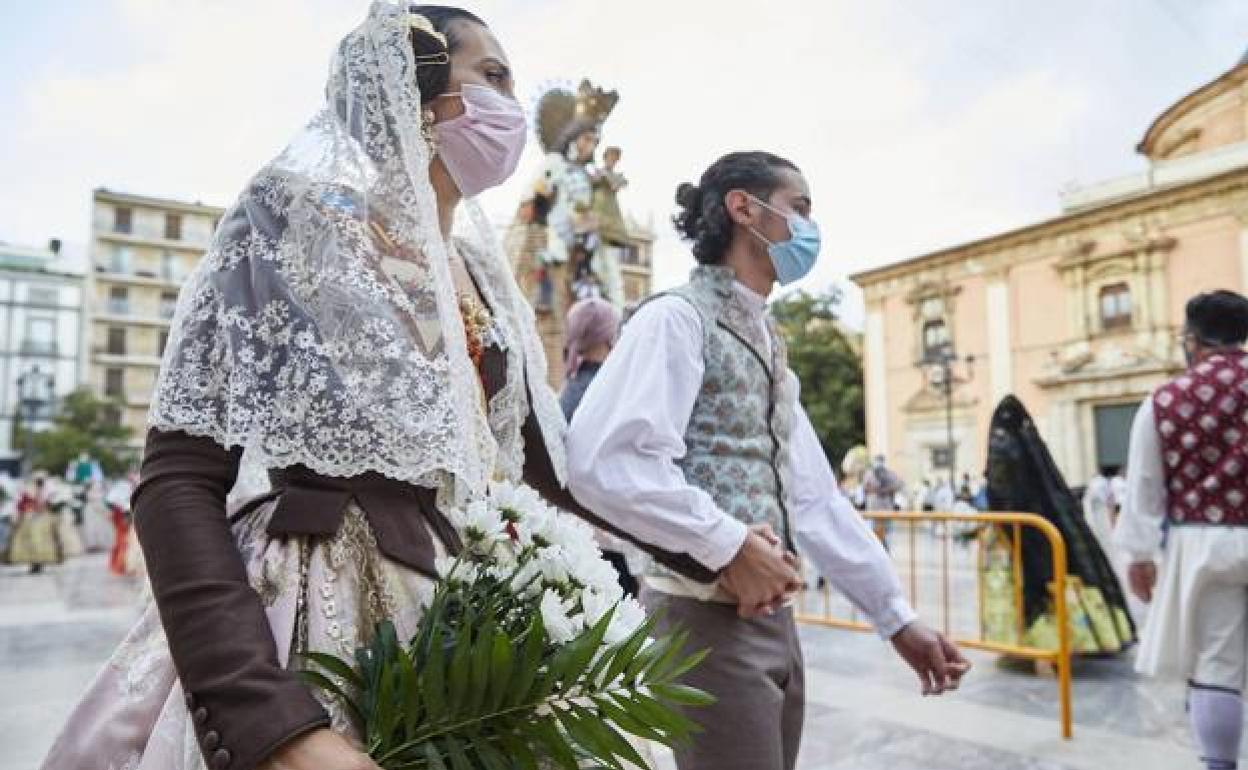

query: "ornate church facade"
xmin=854 ymin=51 xmax=1248 ymax=487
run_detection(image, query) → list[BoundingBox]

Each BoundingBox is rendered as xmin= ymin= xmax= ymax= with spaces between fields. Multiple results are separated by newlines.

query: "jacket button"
xmin=210 ymin=748 xmax=232 ymax=769
xmin=193 ymin=707 xmax=208 ymax=725
xmin=203 ymin=730 xmax=220 ymax=750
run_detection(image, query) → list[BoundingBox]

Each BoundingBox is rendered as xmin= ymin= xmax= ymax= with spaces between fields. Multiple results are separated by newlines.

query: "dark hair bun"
xmin=675 ymin=182 xmax=700 ymax=209
xmin=670 ymin=151 xmax=799 ymax=265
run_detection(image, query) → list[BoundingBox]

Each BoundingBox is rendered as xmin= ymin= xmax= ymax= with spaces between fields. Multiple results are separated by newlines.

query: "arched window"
xmin=1099 ymin=282 xmax=1132 ymax=331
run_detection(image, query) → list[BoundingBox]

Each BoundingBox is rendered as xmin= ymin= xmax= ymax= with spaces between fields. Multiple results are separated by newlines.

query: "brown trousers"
xmin=642 ymin=588 xmax=805 ymax=770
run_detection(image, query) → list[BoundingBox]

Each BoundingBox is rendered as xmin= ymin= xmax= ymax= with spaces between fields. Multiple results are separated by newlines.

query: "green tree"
xmin=771 ymin=288 xmax=865 ymax=467
xmin=16 ymin=388 xmax=135 ymax=476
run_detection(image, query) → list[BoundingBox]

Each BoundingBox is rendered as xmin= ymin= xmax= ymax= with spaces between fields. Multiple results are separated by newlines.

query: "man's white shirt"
xmin=565 ymin=282 xmax=915 ymax=639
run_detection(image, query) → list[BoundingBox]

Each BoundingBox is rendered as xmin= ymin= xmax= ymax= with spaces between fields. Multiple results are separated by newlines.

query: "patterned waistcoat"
xmin=641 ymin=266 xmax=799 ymax=576
xmin=1152 ymin=351 xmax=1248 ymax=525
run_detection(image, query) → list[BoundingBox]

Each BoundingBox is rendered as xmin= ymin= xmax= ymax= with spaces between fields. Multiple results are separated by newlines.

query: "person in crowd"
xmin=567 ymin=150 xmax=967 ymax=770
xmin=558 ymin=296 xmax=640 ymax=596
xmin=41 ymin=7 xmax=712 ymax=769
xmin=1083 ymin=467 xmax=1114 ymax=557
xmin=1116 ymin=290 xmax=1248 ymax=770
xmin=7 ymin=472 xmax=62 ymax=574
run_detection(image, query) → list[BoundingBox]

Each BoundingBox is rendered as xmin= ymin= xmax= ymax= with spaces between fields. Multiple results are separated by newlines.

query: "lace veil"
xmin=150 ymin=0 xmax=565 ymax=502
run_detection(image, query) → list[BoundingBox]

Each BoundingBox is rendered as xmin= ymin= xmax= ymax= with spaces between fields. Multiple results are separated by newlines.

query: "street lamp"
xmin=926 ymin=345 xmax=975 ymax=491
xmin=15 ymin=366 xmax=56 ymax=477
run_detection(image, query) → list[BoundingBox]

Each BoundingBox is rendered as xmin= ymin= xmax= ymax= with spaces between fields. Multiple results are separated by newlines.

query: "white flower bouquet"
xmin=301 ymin=482 xmax=713 ymax=770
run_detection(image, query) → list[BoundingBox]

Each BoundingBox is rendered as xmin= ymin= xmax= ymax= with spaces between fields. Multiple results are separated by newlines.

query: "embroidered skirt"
xmin=40 ymin=499 xmax=444 ymax=770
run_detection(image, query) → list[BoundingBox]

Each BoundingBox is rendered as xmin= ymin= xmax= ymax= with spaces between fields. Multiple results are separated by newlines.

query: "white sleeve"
xmin=1113 ymin=398 xmax=1168 ymax=561
xmin=566 ymin=296 xmax=748 ymax=572
xmin=788 ymin=399 xmax=917 ymax=639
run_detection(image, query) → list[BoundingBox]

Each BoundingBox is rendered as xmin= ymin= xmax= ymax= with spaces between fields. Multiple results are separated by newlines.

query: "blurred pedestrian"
xmin=1083 ymin=467 xmax=1114 ymax=557
xmin=105 ymin=473 xmax=134 ymax=577
xmin=559 ymin=296 xmax=619 ymax=419
xmin=559 ymin=296 xmax=639 ymax=597
xmin=863 ymin=455 xmax=902 ymax=549
xmin=6 ymin=472 xmax=62 ymax=573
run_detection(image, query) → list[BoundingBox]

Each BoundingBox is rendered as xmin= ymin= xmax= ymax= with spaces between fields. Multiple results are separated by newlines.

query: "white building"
xmin=0 ymin=241 xmax=87 ymax=472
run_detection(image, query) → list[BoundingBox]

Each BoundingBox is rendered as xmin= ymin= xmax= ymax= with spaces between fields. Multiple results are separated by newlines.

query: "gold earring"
xmin=421 ymin=108 xmax=438 ymax=153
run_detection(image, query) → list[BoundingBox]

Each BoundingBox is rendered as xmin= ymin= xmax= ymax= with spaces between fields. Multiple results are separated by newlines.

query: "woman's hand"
xmin=261 ymin=728 xmax=380 ymax=770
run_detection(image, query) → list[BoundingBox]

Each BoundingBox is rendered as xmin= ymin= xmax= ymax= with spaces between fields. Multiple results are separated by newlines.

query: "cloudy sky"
xmin=2 ymin=0 xmax=1246 ymax=326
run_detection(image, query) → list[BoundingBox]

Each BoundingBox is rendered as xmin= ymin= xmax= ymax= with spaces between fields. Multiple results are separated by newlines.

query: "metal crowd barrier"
xmin=795 ymin=509 xmax=1073 ymax=739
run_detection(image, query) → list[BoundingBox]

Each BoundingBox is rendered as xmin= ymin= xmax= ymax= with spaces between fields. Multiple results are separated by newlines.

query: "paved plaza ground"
xmin=0 ymin=545 xmax=1226 ymax=770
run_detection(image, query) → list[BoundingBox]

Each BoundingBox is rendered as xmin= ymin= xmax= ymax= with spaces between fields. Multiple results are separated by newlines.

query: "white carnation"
xmin=581 ymin=590 xmax=647 ymax=645
xmin=567 ymin=548 xmax=623 ymax=596
xmin=435 ymin=555 xmax=480 ymax=584
xmin=490 ymin=482 xmax=547 ymax=521
xmin=606 ymin=596 xmax=646 ymax=645
xmin=450 ymin=499 xmax=508 ymax=553
xmin=535 ymin=545 xmax=572 ymax=587
xmin=540 ymin=588 xmax=583 ymax=644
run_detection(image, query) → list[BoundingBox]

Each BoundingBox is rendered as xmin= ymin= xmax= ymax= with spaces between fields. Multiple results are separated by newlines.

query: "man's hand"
xmin=261 ymin=728 xmax=380 ymax=770
xmin=890 ymin=622 xmax=971 ymax=696
xmin=720 ymin=524 xmax=801 ymax=619
xmin=1128 ymin=560 xmax=1157 ymax=603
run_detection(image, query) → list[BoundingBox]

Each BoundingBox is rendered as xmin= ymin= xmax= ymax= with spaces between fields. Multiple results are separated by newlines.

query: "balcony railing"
xmin=19 ymin=340 xmax=58 ymax=356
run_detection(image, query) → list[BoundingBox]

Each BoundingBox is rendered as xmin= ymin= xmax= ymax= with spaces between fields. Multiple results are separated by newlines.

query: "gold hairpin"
xmin=407 ymin=13 xmax=447 ymax=47
xmin=415 ymin=52 xmax=450 ymax=66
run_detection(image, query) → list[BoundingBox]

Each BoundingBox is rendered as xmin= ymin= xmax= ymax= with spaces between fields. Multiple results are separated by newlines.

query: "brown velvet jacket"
xmin=134 ymin=383 xmax=716 ymax=770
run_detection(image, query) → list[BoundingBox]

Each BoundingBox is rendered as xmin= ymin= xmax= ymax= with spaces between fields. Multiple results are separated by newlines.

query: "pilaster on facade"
xmin=985 ymin=273 xmax=1013 ymax=404
xmin=863 ymin=307 xmax=890 ymax=459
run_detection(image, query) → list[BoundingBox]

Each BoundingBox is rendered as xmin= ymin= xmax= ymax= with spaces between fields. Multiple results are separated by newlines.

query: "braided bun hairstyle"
xmin=408 ymin=5 xmax=486 ymax=104
xmin=673 ymin=151 xmax=799 ymax=265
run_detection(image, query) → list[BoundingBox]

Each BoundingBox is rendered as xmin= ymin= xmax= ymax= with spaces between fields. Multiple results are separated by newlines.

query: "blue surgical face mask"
xmin=747 ymin=195 xmax=821 ymax=285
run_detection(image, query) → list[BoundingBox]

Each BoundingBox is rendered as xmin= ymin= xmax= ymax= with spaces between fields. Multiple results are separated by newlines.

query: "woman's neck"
xmin=722 ymin=237 xmax=774 ymax=297
xmin=429 ymin=157 xmax=461 ymax=238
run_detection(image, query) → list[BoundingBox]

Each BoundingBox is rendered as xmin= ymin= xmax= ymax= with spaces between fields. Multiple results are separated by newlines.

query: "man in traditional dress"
xmin=1116 ymin=289 xmax=1248 ymax=770
xmin=567 ymin=150 xmax=966 ymax=770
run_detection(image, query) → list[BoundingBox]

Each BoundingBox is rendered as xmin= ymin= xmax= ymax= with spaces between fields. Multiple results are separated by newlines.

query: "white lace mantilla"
xmin=149 ymin=1 xmax=567 ymax=500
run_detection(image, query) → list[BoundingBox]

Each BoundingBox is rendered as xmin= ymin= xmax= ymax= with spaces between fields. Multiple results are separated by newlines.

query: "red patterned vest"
xmin=1153 ymin=351 xmax=1248 ymax=525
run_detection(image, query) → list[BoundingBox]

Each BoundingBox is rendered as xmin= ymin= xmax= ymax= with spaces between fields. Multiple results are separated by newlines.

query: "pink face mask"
xmin=433 ymin=84 xmax=527 ymax=198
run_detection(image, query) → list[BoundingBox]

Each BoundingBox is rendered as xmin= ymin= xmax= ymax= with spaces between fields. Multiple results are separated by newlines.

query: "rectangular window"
xmin=27 ymin=287 xmax=57 ymax=306
xmin=159 ymin=291 xmax=179 ymax=318
xmin=22 ymin=317 xmax=56 ymax=355
xmin=109 ymin=245 xmax=133 ymax=274
xmin=107 ymin=326 xmax=126 ymax=355
xmin=158 ymin=330 xmax=170 ymax=356
xmin=1094 ymin=403 xmax=1139 ymax=472
xmin=922 ymin=319 xmax=951 ymax=363
xmin=114 ymin=207 xmax=132 ymax=234
xmin=165 ymin=213 xmax=182 ymax=240
xmin=1099 ymin=283 xmax=1132 ymax=331
xmin=160 ymin=251 xmax=180 ymax=282
xmin=105 ymin=368 xmax=125 ymax=398
xmin=931 ymin=446 xmax=954 ymax=470
xmin=108 ymin=286 xmax=129 ymax=315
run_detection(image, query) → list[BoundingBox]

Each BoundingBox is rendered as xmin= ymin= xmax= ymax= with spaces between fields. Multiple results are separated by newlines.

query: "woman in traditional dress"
xmin=79 ymin=478 xmax=114 ymax=553
xmin=7 ymin=472 xmax=62 ymax=573
xmin=41 ymin=5 xmax=708 ymax=770
xmin=984 ymin=395 xmax=1136 ymax=653
xmin=49 ymin=480 xmax=85 ymax=559
xmin=105 ymin=473 xmax=134 ymax=576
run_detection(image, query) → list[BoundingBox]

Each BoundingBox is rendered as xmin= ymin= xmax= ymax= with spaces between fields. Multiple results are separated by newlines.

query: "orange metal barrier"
xmin=796 ymin=510 xmax=1073 ymax=739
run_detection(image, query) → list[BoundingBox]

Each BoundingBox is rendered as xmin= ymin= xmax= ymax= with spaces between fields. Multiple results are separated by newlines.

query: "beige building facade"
xmin=88 ymin=189 xmax=224 ymax=447
xmin=854 ymin=51 xmax=1248 ymax=488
